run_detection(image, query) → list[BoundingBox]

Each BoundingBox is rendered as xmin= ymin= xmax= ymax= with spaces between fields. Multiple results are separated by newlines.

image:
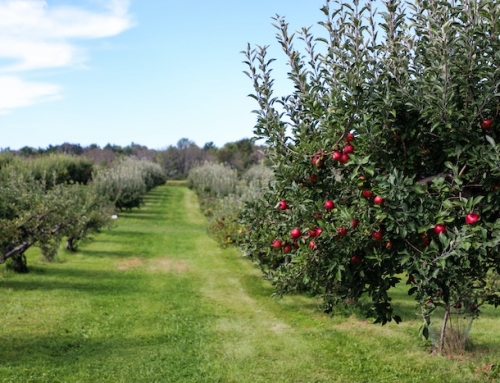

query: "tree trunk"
xmin=438 ymin=305 xmax=450 ymax=354
xmin=66 ymin=237 xmax=76 ymax=252
xmin=9 ymin=253 xmax=29 ymax=273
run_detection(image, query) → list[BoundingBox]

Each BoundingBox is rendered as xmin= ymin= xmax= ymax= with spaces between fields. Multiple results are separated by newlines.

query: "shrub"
xmin=93 ymin=157 xmax=165 ymax=210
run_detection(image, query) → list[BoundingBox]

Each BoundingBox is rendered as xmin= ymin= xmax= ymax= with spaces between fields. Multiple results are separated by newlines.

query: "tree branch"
xmin=0 ymin=241 xmax=32 ymax=264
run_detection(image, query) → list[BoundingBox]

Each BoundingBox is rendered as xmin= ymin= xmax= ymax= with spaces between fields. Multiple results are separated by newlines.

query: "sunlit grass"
xmin=0 ymin=185 xmax=499 ymax=382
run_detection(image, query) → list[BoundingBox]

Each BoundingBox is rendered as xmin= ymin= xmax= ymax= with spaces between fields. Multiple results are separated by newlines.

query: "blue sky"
xmin=0 ymin=0 xmax=329 ymax=150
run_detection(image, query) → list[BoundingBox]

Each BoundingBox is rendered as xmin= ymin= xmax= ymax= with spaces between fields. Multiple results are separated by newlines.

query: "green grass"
xmin=1 ymin=185 xmax=500 ymax=382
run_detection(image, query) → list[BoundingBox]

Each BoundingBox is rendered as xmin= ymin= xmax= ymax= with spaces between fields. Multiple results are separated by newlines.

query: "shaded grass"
xmin=0 ymin=186 xmax=499 ymax=382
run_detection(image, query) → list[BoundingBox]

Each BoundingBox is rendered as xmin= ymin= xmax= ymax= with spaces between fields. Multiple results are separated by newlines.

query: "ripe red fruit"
xmin=481 ymin=118 xmax=493 ymax=130
xmin=283 ymin=244 xmax=292 ymax=253
xmin=371 ymin=230 xmax=383 ymax=241
xmin=470 ymin=304 xmax=477 ymax=312
xmin=373 ymin=196 xmax=384 ymax=205
xmin=454 ymin=302 xmax=462 ymax=309
xmin=385 ymin=241 xmax=393 ymax=249
xmin=351 ymin=219 xmax=359 ymax=228
xmin=337 ymin=227 xmax=348 ymax=236
xmin=309 ymin=174 xmax=318 ymax=183
xmin=324 ymin=200 xmax=335 ymax=210
xmin=351 ymin=255 xmax=362 ymax=265
xmin=421 ymin=233 xmax=430 ymax=247
xmin=340 ymin=153 xmax=350 ymax=164
xmin=271 ymin=239 xmax=282 ymax=250
xmin=312 ymin=152 xmax=326 ymax=167
xmin=332 ymin=151 xmax=342 ymax=161
xmin=290 ymin=228 xmax=302 ymax=239
xmin=346 ymin=132 xmax=355 ymax=142
xmin=362 ymin=190 xmax=373 ymax=199
xmin=343 ymin=144 xmax=354 ymax=154
xmin=309 ymin=241 xmax=317 ymax=250
xmin=465 ymin=212 xmax=480 ymax=225
xmin=278 ymin=200 xmax=288 ymax=210
xmin=315 ymin=227 xmax=323 ymax=237
xmin=433 ymin=224 xmax=446 ymax=235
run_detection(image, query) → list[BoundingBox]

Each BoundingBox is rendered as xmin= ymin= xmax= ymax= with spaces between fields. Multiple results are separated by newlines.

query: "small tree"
xmin=0 ymin=174 xmax=114 ymax=271
xmin=242 ymin=0 xmax=500 ymax=353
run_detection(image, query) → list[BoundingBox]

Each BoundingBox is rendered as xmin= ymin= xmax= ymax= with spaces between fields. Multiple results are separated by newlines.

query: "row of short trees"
xmin=238 ymin=0 xmax=500 ymax=354
xmin=187 ymin=161 xmax=274 ymax=246
xmin=0 ymin=153 xmax=165 ymax=272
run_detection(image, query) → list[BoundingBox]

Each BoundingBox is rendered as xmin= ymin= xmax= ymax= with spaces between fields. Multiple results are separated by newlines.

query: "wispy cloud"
xmin=0 ymin=0 xmax=134 ymax=113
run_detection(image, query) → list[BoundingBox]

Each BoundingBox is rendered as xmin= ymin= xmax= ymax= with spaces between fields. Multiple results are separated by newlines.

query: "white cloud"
xmin=0 ymin=75 xmax=61 ymax=114
xmin=0 ymin=0 xmax=134 ymax=113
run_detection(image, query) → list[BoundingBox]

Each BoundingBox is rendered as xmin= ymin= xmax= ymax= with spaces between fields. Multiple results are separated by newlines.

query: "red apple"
xmin=337 ymin=227 xmax=348 ymax=236
xmin=309 ymin=174 xmax=318 ymax=183
xmin=454 ymin=302 xmax=462 ymax=309
xmin=290 ymin=228 xmax=302 ymax=239
xmin=465 ymin=212 xmax=479 ymax=225
xmin=278 ymin=200 xmax=288 ymax=210
xmin=470 ymin=304 xmax=477 ymax=312
xmin=346 ymin=132 xmax=355 ymax=142
xmin=271 ymin=239 xmax=282 ymax=250
xmin=351 ymin=255 xmax=362 ymax=265
xmin=385 ymin=241 xmax=393 ymax=249
xmin=283 ymin=244 xmax=292 ymax=253
xmin=312 ymin=151 xmax=326 ymax=167
xmin=343 ymin=144 xmax=354 ymax=154
xmin=309 ymin=241 xmax=317 ymax=250
xmin=332 ymin=151 xmax=342 ymax=161
xmin=481 ymin=118 xmax=493 ymax=130
xmin=372 ymin=230 xmax=383 ymax=241
xmin=340 ymin=153 xmax=350 ymax=164
xmin=433 ymin=224 xmax=446 ymax=235
xmin=362 ymin=190 xmax=373 ymax=199
xmin=373 ymin=196 xmax=384 ymax=205
xmin=421 ymin=233 xmax=430 ymax=247
xmin=351 ymin=219 xmax=359 ymax=228
xmin=324 ymin=200 xmax=335 ymax=210
xmin=315 ymin=227 xmax=323 ymax=237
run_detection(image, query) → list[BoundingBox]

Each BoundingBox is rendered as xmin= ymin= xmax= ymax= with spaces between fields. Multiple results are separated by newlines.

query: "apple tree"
xmin=242 ymin=0 xmax=500 ymax=353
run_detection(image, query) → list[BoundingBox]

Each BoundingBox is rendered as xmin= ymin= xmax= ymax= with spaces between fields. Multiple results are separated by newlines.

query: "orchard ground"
xmin=0 ymin=185 xmax=499 ymax=382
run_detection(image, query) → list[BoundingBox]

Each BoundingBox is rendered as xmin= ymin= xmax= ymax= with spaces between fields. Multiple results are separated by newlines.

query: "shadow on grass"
xmin=0 ymin=332 xmax=210 ymax=380
xmin=78 ymin=249 xmax=137 ymax=258
xmin=117 ymin=212 xmax=166 ymax=222
xmin=0 ymin=267 xmax=146 ymax=295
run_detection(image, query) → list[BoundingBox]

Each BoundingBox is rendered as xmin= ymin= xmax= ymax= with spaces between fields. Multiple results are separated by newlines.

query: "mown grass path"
xmin=1 ymin=186 xmax=499 ymax=382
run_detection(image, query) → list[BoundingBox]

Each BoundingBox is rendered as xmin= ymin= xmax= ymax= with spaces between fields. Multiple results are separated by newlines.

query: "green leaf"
xmin=485 ymin=135 xmax=496 ymax=149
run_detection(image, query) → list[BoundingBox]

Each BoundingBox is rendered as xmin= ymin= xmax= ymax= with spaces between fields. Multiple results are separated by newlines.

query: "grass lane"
xmin=0 ymin=185 xmax=499 ymax=382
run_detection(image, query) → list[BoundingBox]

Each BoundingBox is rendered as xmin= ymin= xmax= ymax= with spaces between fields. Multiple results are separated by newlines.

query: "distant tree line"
xmin=3 ymin=137 xmax=266 ymax=179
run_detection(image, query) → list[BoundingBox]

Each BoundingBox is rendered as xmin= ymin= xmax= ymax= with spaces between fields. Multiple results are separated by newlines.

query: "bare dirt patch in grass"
xmin=149 ymin=257 xmax=189 ymax=273
xmin=116 ymin=257 xmax=145 ymax=271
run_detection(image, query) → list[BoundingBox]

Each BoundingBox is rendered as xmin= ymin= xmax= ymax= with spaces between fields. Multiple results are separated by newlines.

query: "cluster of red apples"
xmin=272 ymin=122 xmax=486 ymax=263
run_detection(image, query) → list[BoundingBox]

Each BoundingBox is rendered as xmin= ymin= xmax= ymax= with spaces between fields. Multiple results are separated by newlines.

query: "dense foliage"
xmin=93 ymin=157 xmax=166 ymax=210
xmin=0 ymin=173 xmax=113 ymax=272
xmin=242 ymin=0 xmax=500 ymax=353
xmin=188 ymin=162 xmax=274 ymax=246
